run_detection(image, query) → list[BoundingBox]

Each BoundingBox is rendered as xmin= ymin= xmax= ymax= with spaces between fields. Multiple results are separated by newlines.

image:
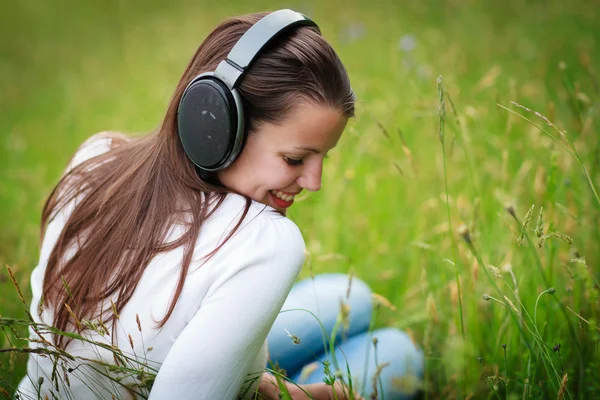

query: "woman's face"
xmin=217 ymin=103 xmax=348 ymax=214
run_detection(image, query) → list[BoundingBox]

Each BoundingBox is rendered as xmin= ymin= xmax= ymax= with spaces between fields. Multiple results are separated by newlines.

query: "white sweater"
xmin=17 ymin=134 xmax=306 ymax=399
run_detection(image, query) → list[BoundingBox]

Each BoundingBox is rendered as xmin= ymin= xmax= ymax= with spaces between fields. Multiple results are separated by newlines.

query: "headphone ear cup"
xmin=177 ymin=77 xmax=244 ymax=171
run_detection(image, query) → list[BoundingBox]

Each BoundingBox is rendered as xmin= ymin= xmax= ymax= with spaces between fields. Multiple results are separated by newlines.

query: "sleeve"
xmin=148 ymin=216 xmax=306 ymax=400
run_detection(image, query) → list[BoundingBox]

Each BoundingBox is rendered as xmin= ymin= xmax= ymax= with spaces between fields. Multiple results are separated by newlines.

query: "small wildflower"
xmin=284 ymin=328 xmax=301 ymax=345
xmin=482 ymin=293 xmax=491 ymax=301
xmin=322 ymin=360 xmax=335 ymax=386
xmin=548 ymin=287 xmax=556 ymax=295
xmin=398 ymin=34 xmax=417 ymax=52
xmin=372 ymin=337 xmax=379 ymax=346
xmin=38 ymin=377 xmax=44 ymax=387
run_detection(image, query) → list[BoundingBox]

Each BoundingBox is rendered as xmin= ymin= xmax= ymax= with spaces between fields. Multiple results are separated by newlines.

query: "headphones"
xmin=177 ymin=9 xmax=320 ymax=173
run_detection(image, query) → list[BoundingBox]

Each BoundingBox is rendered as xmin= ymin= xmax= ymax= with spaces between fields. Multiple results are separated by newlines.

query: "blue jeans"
xmin=267 ymin=274 xmax=423 ymax=399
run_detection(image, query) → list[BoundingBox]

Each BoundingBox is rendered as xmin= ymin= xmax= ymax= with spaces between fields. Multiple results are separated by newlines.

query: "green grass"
xmin=1 ymin=0 xmax=600 ymax=398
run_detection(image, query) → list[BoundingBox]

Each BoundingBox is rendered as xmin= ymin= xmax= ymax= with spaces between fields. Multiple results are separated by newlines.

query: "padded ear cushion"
xmin=177 ymin=78 xmax=240 ymax=171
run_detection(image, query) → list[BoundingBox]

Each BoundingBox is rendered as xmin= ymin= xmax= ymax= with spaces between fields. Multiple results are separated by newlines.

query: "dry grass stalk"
xmin=370 ymin=362 xmax=390 ymax=400
xmin=557 ymin=373 xmax=568 ymax=400
xmin=371 ymin=293 xmax=397 ymax=311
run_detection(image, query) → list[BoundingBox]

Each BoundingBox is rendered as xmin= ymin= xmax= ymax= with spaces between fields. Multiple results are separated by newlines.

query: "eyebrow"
xmin=293 ymin=146 xmax=321 ymax=154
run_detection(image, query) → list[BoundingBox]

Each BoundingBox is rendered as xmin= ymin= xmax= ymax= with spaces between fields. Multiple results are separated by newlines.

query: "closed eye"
xmin=284 ymin=157 xmax=304 ymax=166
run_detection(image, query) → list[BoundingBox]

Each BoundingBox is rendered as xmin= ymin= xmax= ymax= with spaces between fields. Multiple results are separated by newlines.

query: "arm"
xmin=148 ymin=216 xmax=305 ymax=400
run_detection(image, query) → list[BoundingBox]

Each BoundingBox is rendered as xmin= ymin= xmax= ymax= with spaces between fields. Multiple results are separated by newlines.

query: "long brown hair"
xmin=41 ymin=11 xmax=355 ymax=349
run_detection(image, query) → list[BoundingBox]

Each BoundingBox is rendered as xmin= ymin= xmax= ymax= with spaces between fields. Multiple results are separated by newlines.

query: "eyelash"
xmin=283 ymin=154 xmax=328 ymax=166
xmin=284 ymin=157 xmax=304 ymax=166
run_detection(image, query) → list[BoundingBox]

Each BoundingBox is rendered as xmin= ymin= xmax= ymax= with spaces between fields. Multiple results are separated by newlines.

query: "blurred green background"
xmin=1 ymin=0 xmax=599 ymax=398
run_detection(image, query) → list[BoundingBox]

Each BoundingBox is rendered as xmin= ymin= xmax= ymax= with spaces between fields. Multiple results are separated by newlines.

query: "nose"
xmin=297 ymin=162 xmax=322 ymax=192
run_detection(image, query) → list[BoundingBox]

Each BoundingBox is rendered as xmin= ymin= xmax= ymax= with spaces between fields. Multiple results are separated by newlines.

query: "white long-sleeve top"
xmin=17 ymin=134 xmax=306 ymax=399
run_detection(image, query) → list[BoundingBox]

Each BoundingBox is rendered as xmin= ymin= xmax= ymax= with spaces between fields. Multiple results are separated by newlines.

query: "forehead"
xmin=260 ymin=104 xmax=348 ymax=150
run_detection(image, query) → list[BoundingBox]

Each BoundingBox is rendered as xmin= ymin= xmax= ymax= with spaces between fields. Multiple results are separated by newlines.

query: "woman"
xmin=16 ymin=10 xmax=422 ymax=400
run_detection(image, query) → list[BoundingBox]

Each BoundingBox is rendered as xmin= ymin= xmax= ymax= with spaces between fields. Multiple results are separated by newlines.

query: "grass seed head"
xmin=372 ymin=292 xmax=397 ymax=311
xmin=64 ymin=303 xmax=82 ymax=331
xmin=284 ymin=328 xmax=301 ymax=345
xmin=518 ymin=205 xmax=535 ymax=246
xmin=346 ymin=270 xmax=354 ymax=299
xmin=339 ymin=300 xmax=351 ymax=332
xmin=534 ymin=206 xmax=544 ymax=238
xmin=427 ymin=292 xmax=438 ymax=323
xmin=110 ymin=299 xmax=120 ymax=319
xmin=489 ymin=265 xmax=502 ymax=278
xmin=504 ymin=203 xmax=517 ymax=219
xmin=457 ymin=223 xmax=472 ymax=245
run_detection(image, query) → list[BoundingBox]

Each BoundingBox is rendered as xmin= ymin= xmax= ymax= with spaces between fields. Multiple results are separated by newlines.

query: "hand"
xmin=259 ymin=373 xmax=365 ymax=400
xmin=288 ymin=380 xmax=365 ymax=400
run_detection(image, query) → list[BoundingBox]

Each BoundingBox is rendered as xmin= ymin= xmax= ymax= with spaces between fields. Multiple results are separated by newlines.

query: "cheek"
xmin=261 ymin=160 xmax=297 ymax=188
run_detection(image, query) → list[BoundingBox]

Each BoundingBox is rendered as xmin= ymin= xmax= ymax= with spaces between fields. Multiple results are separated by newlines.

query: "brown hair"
xmin=41 ymin=11 xmax=355 ymax=349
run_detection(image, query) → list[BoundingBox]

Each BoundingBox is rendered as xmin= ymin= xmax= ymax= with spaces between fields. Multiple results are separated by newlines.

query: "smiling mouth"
xmin=269 ymin=190 xmax=298 ymax=208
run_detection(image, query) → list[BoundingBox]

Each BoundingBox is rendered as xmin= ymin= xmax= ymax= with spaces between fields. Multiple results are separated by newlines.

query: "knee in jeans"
xmin=371 ymin=328 xmax=424 ymax=376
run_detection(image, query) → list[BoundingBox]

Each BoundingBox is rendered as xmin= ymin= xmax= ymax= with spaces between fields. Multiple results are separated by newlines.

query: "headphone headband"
xmin=214 ymin=9 xmax=319 ymax=89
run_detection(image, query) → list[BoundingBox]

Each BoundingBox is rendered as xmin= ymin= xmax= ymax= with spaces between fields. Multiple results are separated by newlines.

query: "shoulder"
xmin=66 ymin=131 xmax=129 ymax=172
xmin=202 ymin=193 xmax=306 ymax=272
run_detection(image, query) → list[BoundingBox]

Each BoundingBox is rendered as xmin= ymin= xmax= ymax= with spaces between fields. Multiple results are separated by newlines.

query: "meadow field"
xmin=1 ymin=0 xmax=599 ymax=398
